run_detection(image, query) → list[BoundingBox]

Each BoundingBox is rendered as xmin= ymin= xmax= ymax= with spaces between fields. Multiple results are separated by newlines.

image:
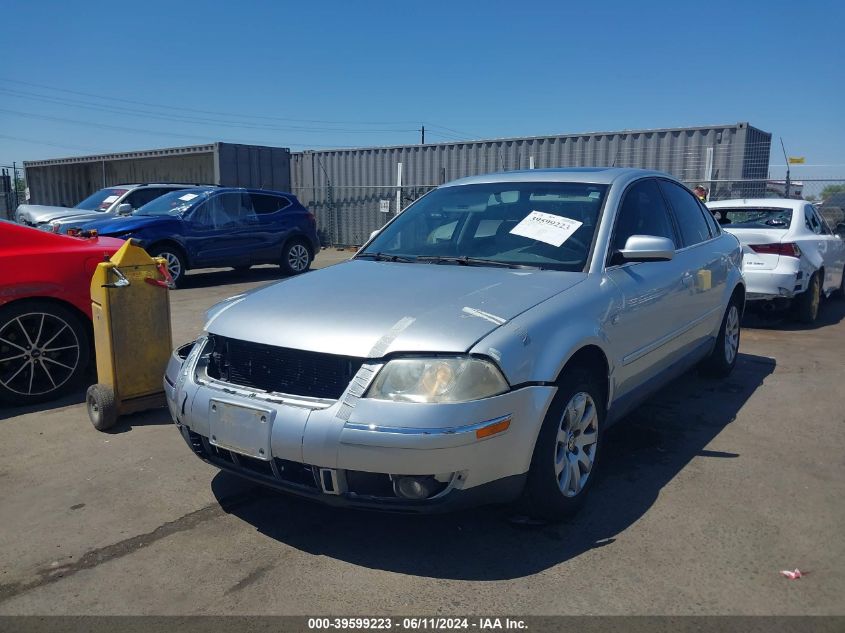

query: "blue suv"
xmin=75 ymin=187 xmax=320 ymax=286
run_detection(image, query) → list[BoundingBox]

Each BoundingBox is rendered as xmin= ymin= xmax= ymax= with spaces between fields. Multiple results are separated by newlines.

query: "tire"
xmin=87 ymin=383 xmax=118 ymax=431
xmin=521 ymin=367 xmax=605 ymax=522
xmin=794 ymin=271 xmax=821 ymax=324
xmin=280 ymin=240 xmax=312 ymax=275
xmin=0 ymin=301 xmax=90 ymax=406
xmin=148 ymin=245 xmax=187 ymax=288
xmin=701 ymin=299 xmax=741 ymax=377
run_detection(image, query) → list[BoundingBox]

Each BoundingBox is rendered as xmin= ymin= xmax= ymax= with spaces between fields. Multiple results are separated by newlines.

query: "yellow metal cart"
xmin=87 ymin=240 xmax=173 ymax=431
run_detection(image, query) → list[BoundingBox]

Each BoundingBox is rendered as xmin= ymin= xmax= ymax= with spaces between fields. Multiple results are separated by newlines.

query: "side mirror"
xmin=617 ymin=235 xmax=675 ymax=262
xmin=116 ymin=203 xmax=133 ymax=215
xmin=836 ymin=223 xmax=845 ymax=237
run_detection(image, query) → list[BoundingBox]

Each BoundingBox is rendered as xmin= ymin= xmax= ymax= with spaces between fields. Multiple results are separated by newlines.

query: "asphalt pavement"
xmin=0 ymin=249 xmax=843 ymax=615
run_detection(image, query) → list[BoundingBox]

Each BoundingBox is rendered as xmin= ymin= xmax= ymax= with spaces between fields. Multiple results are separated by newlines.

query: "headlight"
xmin=367 ymin=356 xmax=509 ymax=403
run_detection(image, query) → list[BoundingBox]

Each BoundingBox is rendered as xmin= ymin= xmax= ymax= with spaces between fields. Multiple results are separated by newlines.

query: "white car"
xmin=708 ymin=198 xmax=845 ymax=322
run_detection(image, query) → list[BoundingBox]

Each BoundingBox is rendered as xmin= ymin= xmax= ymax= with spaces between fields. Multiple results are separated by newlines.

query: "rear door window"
xmin=658 ymin=180 xmax=712 ymax=247
xmin=250 ymin=193 xmax=292 ymax=214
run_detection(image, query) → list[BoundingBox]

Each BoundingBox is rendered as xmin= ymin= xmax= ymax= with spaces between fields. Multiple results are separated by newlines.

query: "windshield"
xmin=74 ymin=188 xmax=128 ymax=211
xmin=134 ymin=189 xmax=212 ymax=216
xmin=714 ymin=207 xmax=793 ymax=229
xmin=360 ymin=182 xmax=608 ymax=271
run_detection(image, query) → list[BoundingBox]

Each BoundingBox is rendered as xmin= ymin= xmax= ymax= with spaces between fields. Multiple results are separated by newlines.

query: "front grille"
xmin=206 ymin=335 xmax=363 ymax=400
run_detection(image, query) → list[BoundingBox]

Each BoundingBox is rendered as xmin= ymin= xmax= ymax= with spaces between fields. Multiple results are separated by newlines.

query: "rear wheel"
xmin=701 ymin=299 xmax=741 ymax=377
xmin=795 ymin=271 xmax=821 ymax=323
xmin=0 ymin=301 xmax=90 ymax=405
xmin=522 ymin=367 xmax=605 ymax=521
xmin=148 ymin=245 xmax=187 ymax=288
xmin=280 ymin=240 xmax=312 ymax=275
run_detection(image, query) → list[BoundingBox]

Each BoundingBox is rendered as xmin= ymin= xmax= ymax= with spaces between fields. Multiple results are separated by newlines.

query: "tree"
xmin=820 ymin=184 xmax=845 ymax=199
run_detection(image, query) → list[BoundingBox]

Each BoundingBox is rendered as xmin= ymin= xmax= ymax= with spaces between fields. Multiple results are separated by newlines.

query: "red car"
xmin=1 ymin=220 xmax=124 ymax=405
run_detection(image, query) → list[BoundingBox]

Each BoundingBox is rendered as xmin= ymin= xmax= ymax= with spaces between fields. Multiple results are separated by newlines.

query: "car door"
xmin=604 ymin=178 xmax=691 ymax=400
xmin=808 ymin=204 xmax=845 ymax=292
xmin=183 ymin=192 xmax=253 ymax=267
xmin=657 ymin=179 xmax=726 ymax=349
xmin=249 ymin=193 xmax=294 ymax=262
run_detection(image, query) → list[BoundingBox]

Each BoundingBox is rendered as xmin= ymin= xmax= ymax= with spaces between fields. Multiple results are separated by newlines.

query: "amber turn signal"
xmin=475 ymin=416 xmax=511 ymax=440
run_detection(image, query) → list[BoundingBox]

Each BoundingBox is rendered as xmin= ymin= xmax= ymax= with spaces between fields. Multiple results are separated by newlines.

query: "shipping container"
xmin=291 ymin=122 xmax=771 ymax=245
xmin=23 ymin=142 xmax=291 ymax=207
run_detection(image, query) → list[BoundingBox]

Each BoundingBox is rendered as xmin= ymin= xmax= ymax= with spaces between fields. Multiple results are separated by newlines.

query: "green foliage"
xmin=820 ymin=184 xmax=845 ymax=199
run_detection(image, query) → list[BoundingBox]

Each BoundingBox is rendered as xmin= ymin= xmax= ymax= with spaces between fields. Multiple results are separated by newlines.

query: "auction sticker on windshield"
xmin=179 ymin=193 xmax=199 ymax=201
xmin=510 ymin=211 xmax=583 ymax=247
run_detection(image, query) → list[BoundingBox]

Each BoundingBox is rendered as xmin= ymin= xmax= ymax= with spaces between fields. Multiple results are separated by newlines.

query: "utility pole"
xmin=780 ymin=138 xmax=791 ymax=199
xmin=420 ymin=125 xmax=425 ymax=145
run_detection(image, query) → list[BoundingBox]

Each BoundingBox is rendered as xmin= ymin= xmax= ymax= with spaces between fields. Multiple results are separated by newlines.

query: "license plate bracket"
xmin=208 ymin=400 xmax=274 ymax=461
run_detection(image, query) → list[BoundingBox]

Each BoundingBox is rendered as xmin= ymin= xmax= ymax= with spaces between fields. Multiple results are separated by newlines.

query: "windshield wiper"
xmin=356 ymin=252 xmax=416 ymax=263
xmin=415 ymin=255 xmax=538 ymax=269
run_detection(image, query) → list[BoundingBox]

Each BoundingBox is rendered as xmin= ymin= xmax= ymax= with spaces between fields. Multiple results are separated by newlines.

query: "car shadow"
xmin=0 ymin=388 xmax=87 ymax=421
xmin=210 ymin=352 xmax=775 ymax=581
xmin=105 ymin=405 xmax=174 ymax=434
xmin=742 ymin=296 xmax=845 ymax=331
xmin=179 ymin=266 xmax=291 ymax=291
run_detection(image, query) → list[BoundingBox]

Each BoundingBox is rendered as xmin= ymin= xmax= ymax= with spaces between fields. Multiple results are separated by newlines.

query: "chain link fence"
xmin=0 ymin=165 xmax=25 ymax=221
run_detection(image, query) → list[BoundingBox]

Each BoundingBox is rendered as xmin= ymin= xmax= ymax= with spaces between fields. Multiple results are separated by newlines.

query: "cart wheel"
xmin=87 ymin=384 xmax=118 ymax=431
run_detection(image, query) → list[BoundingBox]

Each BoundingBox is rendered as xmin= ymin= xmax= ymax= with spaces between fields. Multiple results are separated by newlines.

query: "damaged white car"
xmin=166 ymin=168 xmax=744 ymax=519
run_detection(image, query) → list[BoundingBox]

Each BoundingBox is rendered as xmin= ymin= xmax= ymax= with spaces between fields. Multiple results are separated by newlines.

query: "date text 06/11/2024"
xmin=307 ymin=617 xmax=528 ymax=630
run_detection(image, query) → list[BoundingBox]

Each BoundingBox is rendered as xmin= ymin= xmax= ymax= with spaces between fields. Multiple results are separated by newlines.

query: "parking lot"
xmin=0 ymin=248 xmax=843 ymax=616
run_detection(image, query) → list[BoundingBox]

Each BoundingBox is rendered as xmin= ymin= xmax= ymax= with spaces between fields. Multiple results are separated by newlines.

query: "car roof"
xmin=441 ymin=167 xmax=674 ymax=188
xmin=707 ymin=198 xmax=806 ymax=210
xmin=109 ymin=183 xmax=213 ymax=189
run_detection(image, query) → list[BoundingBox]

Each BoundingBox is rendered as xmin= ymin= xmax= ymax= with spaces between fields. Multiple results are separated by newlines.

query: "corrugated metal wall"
xmin=24 ymin=143 xmax=292 ymax=206
xmin=291 ymin=123 xmax=772 ymax=245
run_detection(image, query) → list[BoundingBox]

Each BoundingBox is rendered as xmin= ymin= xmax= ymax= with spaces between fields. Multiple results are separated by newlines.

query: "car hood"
xmin=15 ymin=204 xmax=91 ymax=224
xmin=206 ymin=259 xmax=587 ymax=358
xmin=77 ymin=214 xmax=172 ymax=234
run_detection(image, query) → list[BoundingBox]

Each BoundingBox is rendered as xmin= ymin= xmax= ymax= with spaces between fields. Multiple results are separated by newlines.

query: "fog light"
xmin=393 ymin=475 xmax=437 ymax=500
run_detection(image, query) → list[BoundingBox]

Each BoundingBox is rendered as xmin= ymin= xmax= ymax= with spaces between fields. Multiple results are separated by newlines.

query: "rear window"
xmin=712 ymin=207 xmax=792 ymax=229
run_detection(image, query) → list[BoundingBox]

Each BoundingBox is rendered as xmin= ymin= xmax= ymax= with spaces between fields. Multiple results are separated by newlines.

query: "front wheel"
xmin=280 ymin=240 xmax=312 ymax=275
xmin=521 ymin=368 xmax=605 ymax=521
xmin=701 ymin=300 xmax=741 ymax=377
xmin=794 ymin=272 xmax=820 ymax=324
xmin=0 ymin=301 xmax=90 ymax=405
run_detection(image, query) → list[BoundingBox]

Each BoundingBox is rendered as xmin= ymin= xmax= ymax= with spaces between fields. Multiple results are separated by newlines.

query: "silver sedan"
xmin=165 ymin=167 xmax=744 ymax=520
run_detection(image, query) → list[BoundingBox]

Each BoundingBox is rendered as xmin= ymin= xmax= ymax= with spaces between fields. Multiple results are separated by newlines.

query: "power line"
xmin=0 ymin=76 xmax=423 ymax=126
xmin=0 ymin=87 xmax=418 ymax=134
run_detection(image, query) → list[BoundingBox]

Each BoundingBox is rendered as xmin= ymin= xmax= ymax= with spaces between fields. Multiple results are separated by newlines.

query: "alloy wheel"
xmin=0 ymin=312 xmax=80 ymax=396
xmin=724 ymin=304 xmax=740 ymax=364
xmin=554 ymin=391 xmax=599 ymax=497
xmin=288 ymin=244 xmax=310 ymax=272
xmin=160 ymin=252 xmax=182 ymax=281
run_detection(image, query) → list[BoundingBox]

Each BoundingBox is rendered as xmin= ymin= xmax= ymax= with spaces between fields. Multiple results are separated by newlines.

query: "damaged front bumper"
xmin=164 ymin=339 xmax=555 ymax=513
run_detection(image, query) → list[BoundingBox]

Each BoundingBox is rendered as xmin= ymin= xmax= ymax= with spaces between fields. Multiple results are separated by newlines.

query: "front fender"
xmin=469 ymin=278 xmax=616 ymax=392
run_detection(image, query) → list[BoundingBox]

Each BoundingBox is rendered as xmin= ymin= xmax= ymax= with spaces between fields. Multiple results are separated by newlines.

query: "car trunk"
xmin=724 ymin=228 xmax=787 ymax=271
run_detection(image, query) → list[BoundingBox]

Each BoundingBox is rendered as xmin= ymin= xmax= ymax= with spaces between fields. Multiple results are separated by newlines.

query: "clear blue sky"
xmin=1 ymin=0 xmax=843 ymax=178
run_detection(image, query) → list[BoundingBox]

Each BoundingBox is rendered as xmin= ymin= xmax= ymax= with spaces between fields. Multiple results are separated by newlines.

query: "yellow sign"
xmin=788 ymin=157 xmax=806 ymax=164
